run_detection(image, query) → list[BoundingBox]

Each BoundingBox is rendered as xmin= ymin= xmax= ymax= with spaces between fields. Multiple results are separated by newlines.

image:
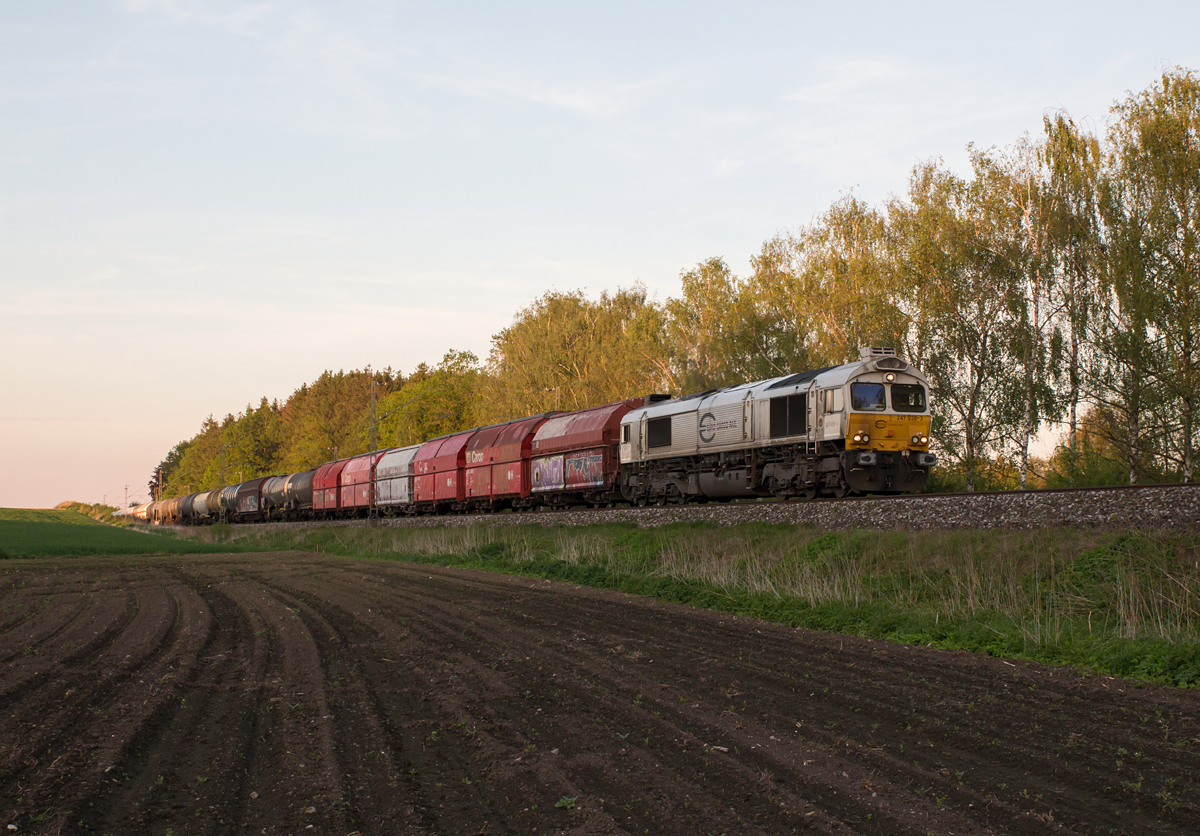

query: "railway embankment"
xmin=156 ymin=482 xmax=1200 ymax=534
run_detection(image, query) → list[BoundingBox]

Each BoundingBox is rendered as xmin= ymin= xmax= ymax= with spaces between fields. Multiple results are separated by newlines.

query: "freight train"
xmin=133 ymin=347 xmax=937 ymax=524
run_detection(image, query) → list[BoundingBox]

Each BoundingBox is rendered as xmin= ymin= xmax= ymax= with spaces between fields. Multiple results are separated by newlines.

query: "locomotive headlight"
xmin=853 ymin=432 xmax=862 ymax=442
xmin=921 ymin=435 xmax=928 ymax=444
xmin=911 ymin=435 xmax=921 ymax=444
xmin=885 ymin=373 xmax=895 ymax=382
xmin=862 ymin=433 xmax=870 ymax=443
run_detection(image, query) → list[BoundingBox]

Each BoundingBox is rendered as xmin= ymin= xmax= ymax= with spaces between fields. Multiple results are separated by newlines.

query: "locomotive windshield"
xmin=850 ymin=382 xmax=886 ymax=411
xmin=891 ymin=383 xmax=926 ymax=412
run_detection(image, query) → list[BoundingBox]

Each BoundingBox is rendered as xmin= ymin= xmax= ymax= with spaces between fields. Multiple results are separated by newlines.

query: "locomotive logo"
xmin=699 ymin=412 xmax=738 ymax=443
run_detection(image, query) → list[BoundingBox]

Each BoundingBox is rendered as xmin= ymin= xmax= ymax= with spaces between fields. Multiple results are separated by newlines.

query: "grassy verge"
xmin=0 ymin=508 xmax=242 ymax=558
xmin=205 ymin=521 xmax=1200 ymax=688
xmin=54 ymin=501 xmax=136 ymax=527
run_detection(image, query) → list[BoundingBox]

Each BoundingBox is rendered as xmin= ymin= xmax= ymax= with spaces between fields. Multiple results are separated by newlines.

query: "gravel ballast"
xmin=169 ymin=483 xmax=1200 ymax=534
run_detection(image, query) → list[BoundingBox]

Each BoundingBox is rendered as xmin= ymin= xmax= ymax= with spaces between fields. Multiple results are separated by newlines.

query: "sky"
xmin=2 ymin=1 xmax=1198 ymax=508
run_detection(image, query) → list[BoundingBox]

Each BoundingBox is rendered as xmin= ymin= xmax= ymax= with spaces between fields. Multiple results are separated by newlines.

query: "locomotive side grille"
xmin=647 ymin=416 xmax=672 ymax=449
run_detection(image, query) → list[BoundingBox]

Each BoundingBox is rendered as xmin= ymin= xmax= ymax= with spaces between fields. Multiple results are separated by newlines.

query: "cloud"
xmin=711 ymin=156 xmax=746 ymax=178
xmin=121 ymin=0 xmax=278 ymax=36
xmin=117 ymin=1 xmax=671 ymax=140
xmin=784 ymin=56 xmax=911 ymax=105
xmin=419 ymin=62 xmax=659 ymax=119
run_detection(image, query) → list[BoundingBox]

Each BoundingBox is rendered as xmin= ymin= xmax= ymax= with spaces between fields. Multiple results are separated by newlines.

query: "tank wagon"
xmin=147 ymin=348 xmax=936 ymax=524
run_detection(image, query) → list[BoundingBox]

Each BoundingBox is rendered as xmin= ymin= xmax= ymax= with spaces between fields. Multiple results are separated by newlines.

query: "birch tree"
xmin=1043 ymin=113 xmax=1104 ymax=483
xmin=989 ymin=139 xmax=1063 ymax=489
xmin=891 ymin=159 xmax=1018 ymax=491
xmin=794 ymin=195 xmax=907 ymax=365
xmin=664 ymin=257 xmax=744 ymax=391
xmin=1108 ymin=68 xmax=1200 ymax=481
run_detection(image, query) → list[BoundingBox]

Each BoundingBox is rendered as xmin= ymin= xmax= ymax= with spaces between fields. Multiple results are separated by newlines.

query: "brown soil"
xmin=2 ymin=552 xmax=1198 ymax=835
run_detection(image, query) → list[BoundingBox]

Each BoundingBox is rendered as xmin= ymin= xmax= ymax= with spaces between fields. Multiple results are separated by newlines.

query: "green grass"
xmin=0 ymin=508 xmax=240 ymax=558
xmin=207 ymin=521 xmax=1200 ymax=688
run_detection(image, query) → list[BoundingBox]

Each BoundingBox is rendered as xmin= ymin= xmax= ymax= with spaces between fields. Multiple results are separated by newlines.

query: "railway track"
xmin=159 ymin=482 xmax=1200 ymax=534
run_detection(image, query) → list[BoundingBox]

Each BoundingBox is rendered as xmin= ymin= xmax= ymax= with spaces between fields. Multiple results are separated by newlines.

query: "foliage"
xmin=478 ymin=286 xmax=670 ymax=421
xmin=1041 ymin=407 xmax=1174 ymax=487
xmin=663 ymin=257 xmax=746 ymax=391
xmin=1105 ymin=67 xmax=1200 ymax=482
xmin=379 ymin=351 xmax=482 ymax=447
xmin=891 ymin=157 xmax=1018 ymax=490
xmin=156 ymin=368 xmax=403 ymax=497
xmin=281 ymin=367 xmax=401 ymax=470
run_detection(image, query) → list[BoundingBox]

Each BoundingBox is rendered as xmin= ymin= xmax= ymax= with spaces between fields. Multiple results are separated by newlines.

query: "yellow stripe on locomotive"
xmin=846 ymin=413 xmax=931 ymax=452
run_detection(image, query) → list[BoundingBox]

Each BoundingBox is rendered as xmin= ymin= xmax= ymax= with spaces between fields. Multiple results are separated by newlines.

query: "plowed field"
xmin=2 ymin=552 xmax=1198 ymax=835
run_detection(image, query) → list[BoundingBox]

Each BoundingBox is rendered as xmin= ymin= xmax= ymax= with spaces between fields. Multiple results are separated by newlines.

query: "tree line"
xmin=153 ymin=68 xmax=1200 ymax=498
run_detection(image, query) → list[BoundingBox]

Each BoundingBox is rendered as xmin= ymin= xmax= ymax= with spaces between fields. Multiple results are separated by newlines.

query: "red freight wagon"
xmin=463 ymin=424 xmax=507 ymax=501
xmin=490 ymin=414 xmax=553 ymax=504
xmin=530 ymin=398 xmax=649 ymax=504
xmin=463 ymin=414 xmax=553 ymax=509
xmin=313 ymin=458 xmax=351 ymax=513
xmin=413 ymin=429 xmax=477 ymax=508
xmin=411 ymin=437 xmax=443 ymax=505
xmin=340 ymin=450 xmax=387 ymax=512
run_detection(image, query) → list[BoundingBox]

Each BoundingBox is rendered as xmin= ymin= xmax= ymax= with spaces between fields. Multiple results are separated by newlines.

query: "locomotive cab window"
xmin=822 ymin=388 xmax=843 ymax=414
xmin=891 ymin=383 xmax=926 ymax=412
xmin=851 ymin=382 xmax=886 ymax=411
xmin=647 ymin=416 xmax=672 ymax=449
xmin=769 ymin=394 xmax=808 ymax=439
xmin=622 ymin=425 xmax=631 ymax=443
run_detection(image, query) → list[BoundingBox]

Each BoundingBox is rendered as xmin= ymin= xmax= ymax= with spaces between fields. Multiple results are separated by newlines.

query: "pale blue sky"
xmin=2 ymin=1 xmax=1197 ymax=507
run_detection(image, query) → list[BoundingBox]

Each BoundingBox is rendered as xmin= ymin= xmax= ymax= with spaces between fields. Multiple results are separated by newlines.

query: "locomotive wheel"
xmin=803 ymin=484 xmax=818 ymax=500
